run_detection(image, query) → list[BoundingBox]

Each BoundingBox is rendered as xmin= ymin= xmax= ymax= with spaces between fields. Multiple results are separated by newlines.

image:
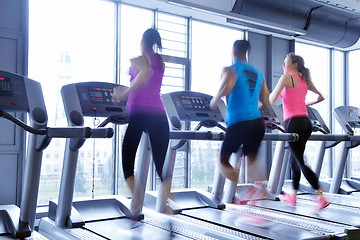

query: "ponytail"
xmin=300 ymin=67 xmax=311 ymax=83
xmin=287 ymin=52 xmax=311 ymax=83
xmin=142 ymin=28 xmax=162 ymax=51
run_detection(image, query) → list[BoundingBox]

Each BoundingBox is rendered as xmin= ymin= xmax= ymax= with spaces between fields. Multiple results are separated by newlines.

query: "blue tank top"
xmin=226 ymin=60 xmax=264 ymax=127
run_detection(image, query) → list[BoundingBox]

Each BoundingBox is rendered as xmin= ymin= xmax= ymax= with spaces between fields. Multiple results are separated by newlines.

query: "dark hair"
xmin=287 ymin=52 xmax=311 ymax=83
xmin=233 ymin=40 xmax=251 ymax=57
xmin=142 ymin=28 xmax=162 ymax=51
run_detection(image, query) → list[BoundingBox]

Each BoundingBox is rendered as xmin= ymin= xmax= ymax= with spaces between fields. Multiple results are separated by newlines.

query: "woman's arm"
xmin=113 ymin=55 xmax=153 ymax=102
xmin=259 ymin=81 xmax=271 ymax=110
xmin=306 ymin=81 xmax=324 ymax=107
xmin=269 ymin=74 xmax=288 ymax=104
xmin=210 ymin=67 xmax=236 ymax=109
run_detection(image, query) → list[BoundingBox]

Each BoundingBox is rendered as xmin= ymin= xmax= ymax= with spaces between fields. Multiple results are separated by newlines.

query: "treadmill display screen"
xmin=179 ymin=96 xmax=209 ymax=110
xmin=88 ymin=87 xmax=114 ymax=104
xmin=0 ymin=77 xmax=12 ymax=97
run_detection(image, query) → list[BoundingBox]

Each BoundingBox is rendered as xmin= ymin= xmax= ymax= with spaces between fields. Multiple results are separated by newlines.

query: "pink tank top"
xmin=280 ymin=74 xmax=308 ymax=121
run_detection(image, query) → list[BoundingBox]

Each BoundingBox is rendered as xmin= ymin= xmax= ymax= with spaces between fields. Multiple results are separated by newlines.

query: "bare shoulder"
xmin=130 ymin=55 xmax=149 ymax=69
xmin=280 ymin=74 xmax=292 ymax=82
xmin=278 ymin=74 xmax=293 ymax=86
xmin=130 ymin=55 xmax=146 ymax=64
xmin=222 ymin=66 xmax=235 ymax=76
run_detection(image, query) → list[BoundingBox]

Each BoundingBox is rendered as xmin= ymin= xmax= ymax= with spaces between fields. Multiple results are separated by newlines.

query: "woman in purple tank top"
xmin=270 ymin=52 xmax=329 ymax=211
xmin=113 ymin=28 xmax=170 ymax=217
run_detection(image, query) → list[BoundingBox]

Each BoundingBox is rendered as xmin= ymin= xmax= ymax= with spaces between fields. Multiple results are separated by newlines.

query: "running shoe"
xmin=314 ymin=196 xmax=330 ymax=212
xmin=278 ymin=193 xmax=296 ymax=207
xmin=236 ymin=215 xmax=274 ymax=228
xmin=233 ymin=186 xmax=259 ymax=205
xmin=233 ymin=183 xmax=267 ymax=205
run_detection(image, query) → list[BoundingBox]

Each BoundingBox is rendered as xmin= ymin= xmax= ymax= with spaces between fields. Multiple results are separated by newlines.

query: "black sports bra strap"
xmin=291 ymin=76 xmax=295 ymax=87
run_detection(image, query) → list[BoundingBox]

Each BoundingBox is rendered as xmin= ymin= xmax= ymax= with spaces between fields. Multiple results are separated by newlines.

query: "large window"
xmin=119 ymin=8 xmax=188 ymax=192
xmin=190 ymin=21 xmax=243 ymax=189
xmin=118 ymin=4 xmax=153 ymax=196
xmin=348 ymin=50 xmax=360 ymax=178
xmin=295 ymin=42 xmax=331 ymax=178
xmin=29 ymin=0 xmax=116 ymax=204
xmin=331 ymin=50 xmax=345 ymax=177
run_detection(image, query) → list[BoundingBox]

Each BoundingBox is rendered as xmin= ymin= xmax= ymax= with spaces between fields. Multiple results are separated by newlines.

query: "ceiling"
xmin=313 ymin=0 xmax=360 ymax=13
xmin=123 ymin=0 xmax=360 ymax=49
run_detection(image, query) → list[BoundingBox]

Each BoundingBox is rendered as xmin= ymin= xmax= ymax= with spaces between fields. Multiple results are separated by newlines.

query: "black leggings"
xmin=285 ymin=116 xmax=319 ymax=190
xmin=122 ymin=113 xmax=169 ymax=181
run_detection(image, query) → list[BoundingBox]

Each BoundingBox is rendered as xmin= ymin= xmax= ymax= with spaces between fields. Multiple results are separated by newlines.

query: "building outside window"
xmin=295 ymin=42 xmax=331 ymax=179
xmin=190 ymin=21 xmax=243 ymax=189
xmin=348 ymin=50 xmax=360 ymax=178
xmin=29 ymin=0 xmax=116 ymax=204
xmin=28 ymin=0 xmax=354 ymax=207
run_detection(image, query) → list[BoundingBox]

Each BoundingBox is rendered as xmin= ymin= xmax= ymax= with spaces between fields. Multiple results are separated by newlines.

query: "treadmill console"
xmin=162 ymin=91 xmax=225 ymax=123
xmin=62 ymin=82 xmax=129 ymax=119
xmin=334 ymin=106 xmax=360 ymax=135
xmin=260 ymin=105 xmax=284 ymax=131
xmin=0 ymin=70 xmax=29 ymax=112
xmin=307 ymin=107 xmax=330 ymax=134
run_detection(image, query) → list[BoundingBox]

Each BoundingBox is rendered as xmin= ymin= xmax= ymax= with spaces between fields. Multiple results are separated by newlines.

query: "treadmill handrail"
xmin=170 ymin=130 xmax=225 ymax=141
xmin=46 ymin=127 xmax=92 ymax=138
xmin=0 ymin=109 xmax=46 ymax=135
xmin=169 ymin=131 xmax=298 ymax=142
xmin=1 ymin=109 xmax=94 ymax=138
xmin=308 ymin=134 xmax=350 ymax=141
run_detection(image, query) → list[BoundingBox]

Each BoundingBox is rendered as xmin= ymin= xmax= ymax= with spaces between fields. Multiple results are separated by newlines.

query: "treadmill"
xmin=279 ymin=107 xmax=351 ymax=195
xmin=275 ymin=106 xmax=360 ymax=208
xmin=147 ymin=91 xmax=352 ymax=240
xmin=247 ymin=106 xmax=360 ymax=239
xmin=38 ymin=82 xmax=256 ymax=240
xmin=329 ymin=106 xmax=360 ymax=194
xmin=220 ymin=104 xmax=292 ymax=203
xmin=0 ymin=71 xmax=94 ymax=239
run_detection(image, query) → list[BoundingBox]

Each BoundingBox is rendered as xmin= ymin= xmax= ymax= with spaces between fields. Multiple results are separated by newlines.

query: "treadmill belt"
xmin=250 ymin=199 xmax=360 ymax=229
xmin=182 ymin=208 xmax=335 ymax=240
xmin=298 ymin=193 xmax=360 ymax=208
xmin=85 ymin=218 xmax=197 ymax=240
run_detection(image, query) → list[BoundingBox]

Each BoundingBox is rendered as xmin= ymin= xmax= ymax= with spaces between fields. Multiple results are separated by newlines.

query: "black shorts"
xmin=221 ymin=118 xmax=265 ymax=156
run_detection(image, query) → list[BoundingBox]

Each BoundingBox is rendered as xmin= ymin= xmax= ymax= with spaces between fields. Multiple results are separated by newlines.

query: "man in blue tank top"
xmin=210 ymin=40 xmax=271 ymax=187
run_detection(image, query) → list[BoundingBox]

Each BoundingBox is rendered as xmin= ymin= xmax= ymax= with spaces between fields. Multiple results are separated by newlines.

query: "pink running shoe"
xmin=233 ymin=186 xmax=258 ymax=205
xmin=237 ymin=215 xmax=274 ymax=228
xmin=233 ymin=184 xmax=266 ymax=205
xmin=314 ymin=196 xmax=330 ymax=212
xmin=279 ymin=193 xmax=296 ymax=207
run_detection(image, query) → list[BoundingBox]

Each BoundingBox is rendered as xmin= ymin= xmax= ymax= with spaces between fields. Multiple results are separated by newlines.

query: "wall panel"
xmin=0 ymin=0 xmax=28 ymax=205
xmin=0 ymin=154 xmax=18 ymax=204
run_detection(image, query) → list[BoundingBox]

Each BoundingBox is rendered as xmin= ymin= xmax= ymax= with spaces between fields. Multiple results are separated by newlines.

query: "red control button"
xmin=11 ymin=101 xmax=16 ymax=105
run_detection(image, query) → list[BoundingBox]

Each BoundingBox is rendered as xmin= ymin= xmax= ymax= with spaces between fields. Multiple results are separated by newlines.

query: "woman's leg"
xmin=286 ymin=117 xmax=320 ymax=191
xmin=289 ymin=153 xmax=301 ymax=194
xmin=122 ymin=114 xmax=144 ymax=194
xmin=146 ymin=114 xmax=171 ymax=213
xmin=147 ymin=114 xmax=170 ymax=181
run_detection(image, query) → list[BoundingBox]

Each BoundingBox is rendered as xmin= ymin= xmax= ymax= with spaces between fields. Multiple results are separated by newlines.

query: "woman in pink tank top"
xmin=269 ymin=52 xmax=329 ymax=211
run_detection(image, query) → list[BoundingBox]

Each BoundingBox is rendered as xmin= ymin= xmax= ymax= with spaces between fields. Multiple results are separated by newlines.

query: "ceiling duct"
xmin=231 ymin=0 xmax=360 ymax=48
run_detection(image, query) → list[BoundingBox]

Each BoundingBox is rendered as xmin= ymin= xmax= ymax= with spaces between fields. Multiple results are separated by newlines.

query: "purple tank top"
xmin=127 ymin=52 xmax=165 ymax=115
